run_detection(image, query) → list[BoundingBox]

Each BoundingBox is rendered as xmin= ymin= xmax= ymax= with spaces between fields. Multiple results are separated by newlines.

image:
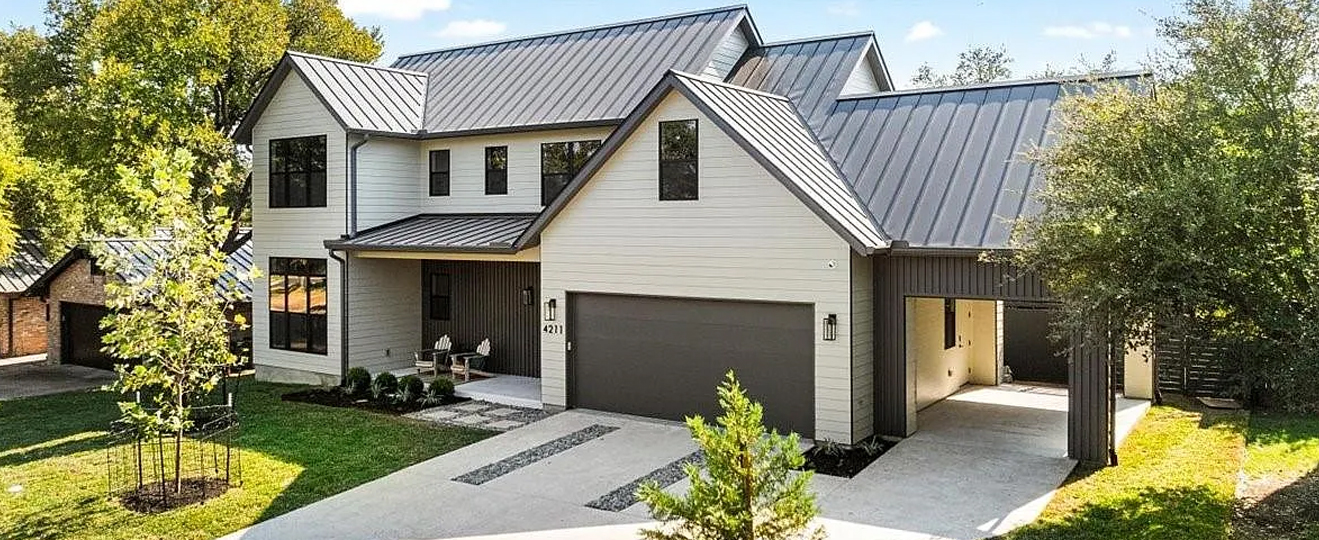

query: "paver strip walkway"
xmin=406 ymin=399 xmax=552 ymax=431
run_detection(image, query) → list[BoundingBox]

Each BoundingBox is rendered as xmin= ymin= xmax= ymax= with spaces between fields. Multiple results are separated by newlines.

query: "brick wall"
xmin=0 ymin=294 xmax=48 ymax=357
xmin=45 ymin=259 xmax=108 ymax=363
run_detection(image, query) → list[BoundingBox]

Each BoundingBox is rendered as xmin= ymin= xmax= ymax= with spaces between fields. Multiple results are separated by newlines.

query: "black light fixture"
xmin=521 ymin=286 xmax=535 ymax=306
xmin=544 ymin=298 xmax=557 ymax=321
xmin=822 ymin=313 xmax=838 ymax=341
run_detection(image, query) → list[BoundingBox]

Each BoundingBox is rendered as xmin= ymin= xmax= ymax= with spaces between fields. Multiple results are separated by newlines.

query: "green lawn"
xmin=1235 ymin=411 xmax=1319 ymax=540
xmin=0 ymin=379 xmax=492 ymax=540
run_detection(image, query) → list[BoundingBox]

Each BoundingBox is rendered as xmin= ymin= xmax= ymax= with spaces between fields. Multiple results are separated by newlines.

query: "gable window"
xmin=659 ymin=119 xmax=698 ymax=200
xmin=944 ymin=298 xmax=957 ymax=350
xmin=540 ymin=139 xmax=601 ymax=206
xmin=429 ymin=273 xmax=451 ymax=320
xmin=429 ymin=150 xmax=450 ymax=196
xmin=485 ymin=146 xmax=508 ymax=195
xmin=270 ymin=257 xmax=328 ymax=354
xmin=269 ymin=135 xmax=327 ymax=208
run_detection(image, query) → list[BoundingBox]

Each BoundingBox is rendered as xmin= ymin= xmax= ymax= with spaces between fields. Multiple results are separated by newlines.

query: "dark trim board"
xmin=874 ymin=253 xmax=1116 ymax=466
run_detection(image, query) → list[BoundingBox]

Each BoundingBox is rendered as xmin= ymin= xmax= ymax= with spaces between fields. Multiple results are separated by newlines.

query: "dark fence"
xmin=1152 ymin=324 xmax=1236 ymax=398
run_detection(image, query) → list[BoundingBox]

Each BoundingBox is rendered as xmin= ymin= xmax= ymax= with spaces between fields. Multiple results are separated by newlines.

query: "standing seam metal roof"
xmin=725 ymin=33 xmax=878 ymax=126
xmin=390 ymin=6 xmax=749 ymax=134
xmin=95 ymin=237 xmax=255 ymax=300
xmin=0 ymin=231 xmax=52 ymax=294
xmin=325 ymin=214 xmax=538 ymax=252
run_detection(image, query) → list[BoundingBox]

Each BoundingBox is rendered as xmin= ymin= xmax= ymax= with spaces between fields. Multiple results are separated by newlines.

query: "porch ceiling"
xmin=325 ymin=214 xmax=537 ymax=253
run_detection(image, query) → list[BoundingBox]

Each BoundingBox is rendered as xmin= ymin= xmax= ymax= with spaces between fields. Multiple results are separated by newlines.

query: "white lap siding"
xmin=347 ymin=257 xmax=421 ymax=373
xmin=540 ymin=92 xmax=861 ymax=442
xmin=851 ymin=253 xmax=875 ymax=440
xmin=357 ymin=137 xmax=422 ymax=229
xmin=251 ymin=73 xmax=347 ymax=382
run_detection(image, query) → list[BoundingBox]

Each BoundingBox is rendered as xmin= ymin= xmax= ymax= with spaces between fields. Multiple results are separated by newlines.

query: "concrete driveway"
xmin=224 ymin=386 xmax=1150 ymax=540
xmin=0 ymin=359 xmax=116 ymax=400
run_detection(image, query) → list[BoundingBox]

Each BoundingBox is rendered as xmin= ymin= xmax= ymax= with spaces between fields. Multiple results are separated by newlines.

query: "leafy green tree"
xmin=910 ymin=45 xmax=1014 ymax=87
xmin=638 ymin=372 xmax=823 ymax=540
xmin=0 ymin=0 xmax=383 ymax=253
xmin=100 ymin=148 xmax=253 ymax=494
xmin=1014 ymin=0 xmax=1319 ymax=409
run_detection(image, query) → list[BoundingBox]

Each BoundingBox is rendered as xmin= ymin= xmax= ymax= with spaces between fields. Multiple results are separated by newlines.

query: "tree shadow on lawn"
xmin=0 ymin=389 xmax=121 ymax=465
xmin=1236 ymin=464 xmax=1319 ymax=540
xmin=1004 ymin=485 xmax=1232 ymax=540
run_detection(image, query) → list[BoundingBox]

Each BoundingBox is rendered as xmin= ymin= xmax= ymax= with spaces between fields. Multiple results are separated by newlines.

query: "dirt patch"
xmin=800 ymin=438 xmax=892 ymax=478
xmin=281 ymin=388 xmax=467 ymax=415
xmin=119 ymin=477 xmax=230 ymax=513
xmin=1235 ymin=472 xmax=1319 ymax=539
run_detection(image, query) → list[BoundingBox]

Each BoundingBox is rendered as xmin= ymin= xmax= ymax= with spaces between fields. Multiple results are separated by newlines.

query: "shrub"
xmin=425 ymin=378 xmax=455 ymax=405
xmin=344 ymin=367 xmax=372 ymax=397
xmin=397 ymin=375 xmax=425 ymax=404
xmin=370 ymin=372 xmax=398 ymax=401
xmin=638 ymin=371 xmax=822 ymax=540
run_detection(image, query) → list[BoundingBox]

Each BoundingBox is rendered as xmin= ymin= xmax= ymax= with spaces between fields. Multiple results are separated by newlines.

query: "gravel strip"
xmin=586 ymin=451 xmax=704 ymax=512
xmin=452 ymin=424 xmax=619 ymax=485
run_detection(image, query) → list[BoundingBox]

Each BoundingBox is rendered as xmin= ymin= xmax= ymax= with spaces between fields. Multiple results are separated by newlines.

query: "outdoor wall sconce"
xmin=521 ymin=286 xmax=535 ymax=306
xmin=544 ymin=298 xmax=557 ymax=321
xmin=823 ymin=314 xmax=838 ymax=341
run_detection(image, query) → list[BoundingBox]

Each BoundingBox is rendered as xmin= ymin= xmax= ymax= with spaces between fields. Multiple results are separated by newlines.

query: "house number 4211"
xmin=542 ymin=324 xmax=564 ymax=334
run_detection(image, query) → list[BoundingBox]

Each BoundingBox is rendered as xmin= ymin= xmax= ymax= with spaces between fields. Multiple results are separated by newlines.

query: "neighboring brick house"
xmin=29 ymin=236 xmax=254 ymax=368
xmin=0 ymin=231 xmax=53 ymax=358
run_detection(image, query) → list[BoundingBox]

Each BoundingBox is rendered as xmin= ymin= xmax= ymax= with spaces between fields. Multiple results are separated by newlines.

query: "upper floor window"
xmin=659 ymin=120 xmax=698 ymax=201
xmin=541 ymin=139 xmax=601 ymax=206
xmin=269 ymin=135 xmax=327 ymax=208
xmin=429 ymin=149 xmax=450 ymax=196
xmin=270 ymin=257 xmax=328 ymax=354
xmin=485 ymin=146 xmax=508 ymax=195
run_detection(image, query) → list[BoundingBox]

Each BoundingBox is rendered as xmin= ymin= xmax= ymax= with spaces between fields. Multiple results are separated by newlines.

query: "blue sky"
xmin=2 ymin=1 xmax=1177 ymax=88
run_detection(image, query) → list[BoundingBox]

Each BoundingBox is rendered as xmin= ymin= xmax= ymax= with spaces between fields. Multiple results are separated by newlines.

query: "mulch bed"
xmin=1234 ymin=472 xmax=1319 ymax=540
xmin=800 ymin=438 xmax=893 ymax=478
xmin=119 ymin=477 xmax=230 ymax=513
xmin=281 ymin=388 xmax=467 ymax=415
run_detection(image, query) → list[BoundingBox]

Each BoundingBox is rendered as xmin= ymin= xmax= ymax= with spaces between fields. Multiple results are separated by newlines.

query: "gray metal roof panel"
xmin=392 ymin=7 xmax=747 ymax=134
xmin=285 ymin=52 xmax=426 ymax=135
xmin=726 ymin=34 xmax=874 ymax=125
xmin=0 ymin=231 xmax=53 ymax=294
xmin=89 ymin=236 xmax=254 ymax=300
xmin=326 ymin=214 xmax=538 ymax=252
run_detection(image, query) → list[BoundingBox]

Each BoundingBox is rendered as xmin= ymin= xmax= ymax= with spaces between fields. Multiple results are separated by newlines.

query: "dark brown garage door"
xmin=1004 ymin=303 xmax=1068 ymax=385
xmin=568 ymin=293 xmax=814 ymax=436
xmin=60 ymin=302 xmax=117 ymax=370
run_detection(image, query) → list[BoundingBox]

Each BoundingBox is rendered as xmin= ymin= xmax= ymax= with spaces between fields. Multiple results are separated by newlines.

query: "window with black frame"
xmin=269 ymin=135 xmax=327 ymax=208
xmin=659 ymin=120 xmax=698 ymax=200
xmin=944 ymin=298 xmax=957 ymax=350
xmin=429 ymin=273 xmax=451 ymax=320
xmin=269 ymin=258 xmax=328 ymax=354
xmin=485 ymin=146 xmax=508 ymax=195
xmin=429 ymin=149 xmax=450 ymax=196
xmin=540 ymin=139 xmax=601 ymax=205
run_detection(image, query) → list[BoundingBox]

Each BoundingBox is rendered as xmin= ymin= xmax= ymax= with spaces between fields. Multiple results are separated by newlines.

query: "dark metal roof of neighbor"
xmin=815 ymin=74 xmax=1144 ymax=249
xmin=29 ymin=235 xmax=254 ymax=300
xmin=726 ymin=32 xmax=887 ymax=125
xmin=326 ymin=214 xmax=538 ymax=253
xmin=520 ymin=71 xmax=887 ymax=254
xmin=0 ymin=231 xmax=52 ymax=294
xmin=234 ymin=51 xmax=427 ymax=144
xmin=390 ymin=6 xmax=753 ymax=135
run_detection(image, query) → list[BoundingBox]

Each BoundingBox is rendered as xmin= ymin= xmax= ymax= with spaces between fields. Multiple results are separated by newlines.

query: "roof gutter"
xmin=882 ymin=241 xmax=1005 ymax=258
xmin=348 ymin=134 xmax=372 ymax=238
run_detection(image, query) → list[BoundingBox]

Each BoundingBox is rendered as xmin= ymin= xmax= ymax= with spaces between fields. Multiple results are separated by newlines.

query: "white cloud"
xmin=338 ymin=0 xmax=451 ymax=20
xmin=826 ymin=1 xmax=861 ymax=17
xmin=904 ymin=21 xmax=944 ymax=42
xmin=1043 ymin=21 xmax=1134 ymax=40
xmin=435 ymin=19 xmax=507 ymax=40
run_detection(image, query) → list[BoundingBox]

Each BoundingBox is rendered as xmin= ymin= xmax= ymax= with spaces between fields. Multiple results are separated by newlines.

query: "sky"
xmin=0 ymin=1 xmax=1179 ymax=88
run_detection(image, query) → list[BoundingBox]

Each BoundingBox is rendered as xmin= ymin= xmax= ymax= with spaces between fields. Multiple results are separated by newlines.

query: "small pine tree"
xmin=638 ymin=371 xmax=824 ymax=540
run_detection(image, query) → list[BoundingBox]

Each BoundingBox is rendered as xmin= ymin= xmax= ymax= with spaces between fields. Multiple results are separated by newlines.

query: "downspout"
xmin=329 ymin=249 xmax=349 ymax=384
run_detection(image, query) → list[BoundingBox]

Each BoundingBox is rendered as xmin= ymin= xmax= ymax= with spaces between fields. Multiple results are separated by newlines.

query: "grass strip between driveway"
xmin=0 ymin=378 xmax=492 ymax=540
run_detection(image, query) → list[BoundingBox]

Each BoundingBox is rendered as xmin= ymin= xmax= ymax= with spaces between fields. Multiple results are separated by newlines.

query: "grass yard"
xmin=1235 ymin=411 xmax=1319 ymax=540
xmin=0 ymin=378 xmax=492 ymax=540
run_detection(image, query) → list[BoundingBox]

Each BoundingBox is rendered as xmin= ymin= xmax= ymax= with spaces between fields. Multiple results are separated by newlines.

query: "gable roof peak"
xmin=284 ymin=50 xmax=425 ymax=77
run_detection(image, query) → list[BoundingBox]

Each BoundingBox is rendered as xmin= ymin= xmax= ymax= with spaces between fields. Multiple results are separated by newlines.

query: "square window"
xmin=269 ymin=135 xmax=327 ymax=208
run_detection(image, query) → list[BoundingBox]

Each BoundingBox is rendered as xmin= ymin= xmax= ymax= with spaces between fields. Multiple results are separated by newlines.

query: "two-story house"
xmin=234 ymin=5 xmax=1152 ymax=466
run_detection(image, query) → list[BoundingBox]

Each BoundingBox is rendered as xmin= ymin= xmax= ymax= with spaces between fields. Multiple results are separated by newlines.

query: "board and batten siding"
xmin=703 ymin=26 xmax=749 ymax=79
xmin=850 ymin=252 xmax=874 ymax=439
xmin=539 ymin=91 xmax=861 ymax=442
xmin=416 ymin=127 xmax=613 ymax=214
xmin=250 ymin=72 xmax=347 ymax=383
xmin=357 ymin=137 xmax=422 ymax=230
xmin=347 ymin=257 xmax=421 ymax=373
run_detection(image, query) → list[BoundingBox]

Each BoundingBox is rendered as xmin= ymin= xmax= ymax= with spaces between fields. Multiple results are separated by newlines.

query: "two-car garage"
xmin=566 ymin=293 xmax=816 ymax=436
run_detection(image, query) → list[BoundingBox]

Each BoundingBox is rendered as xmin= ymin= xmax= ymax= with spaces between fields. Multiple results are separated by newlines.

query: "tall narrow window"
xmin=429 ymin=273 xmax=451 ymax=320
xmin=943 ymin=298 xmax=957 ymax=350
xmin=540 ymin=139 xmax=601 ymax=205
xmin=485 ymin=146 xmax=508 ymax=195
xmin=429 ymin=149 xmax=450 ymax=196
xmin=659 ymin=119 xmax=698 ymax=200
xmin=269 ymin=135 xmax=327 ymax=208
xmin=270 ymin=258 xmax=328 ymax=354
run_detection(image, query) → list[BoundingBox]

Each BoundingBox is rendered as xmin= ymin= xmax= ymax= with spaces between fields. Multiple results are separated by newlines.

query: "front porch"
xmin=388 ymin=367 xmax=542 ymax=409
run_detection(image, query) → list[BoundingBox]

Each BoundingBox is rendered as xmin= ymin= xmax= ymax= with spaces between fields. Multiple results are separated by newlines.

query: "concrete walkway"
xmin=0 ymin=361 xmax=116 ymax=400
xmin=224 ymin=386 xmax=1151 ymax=540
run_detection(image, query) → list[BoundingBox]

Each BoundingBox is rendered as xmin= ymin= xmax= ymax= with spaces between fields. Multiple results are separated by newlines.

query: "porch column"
xmin=1068 ymin=324 xmax=1115 ymax=466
